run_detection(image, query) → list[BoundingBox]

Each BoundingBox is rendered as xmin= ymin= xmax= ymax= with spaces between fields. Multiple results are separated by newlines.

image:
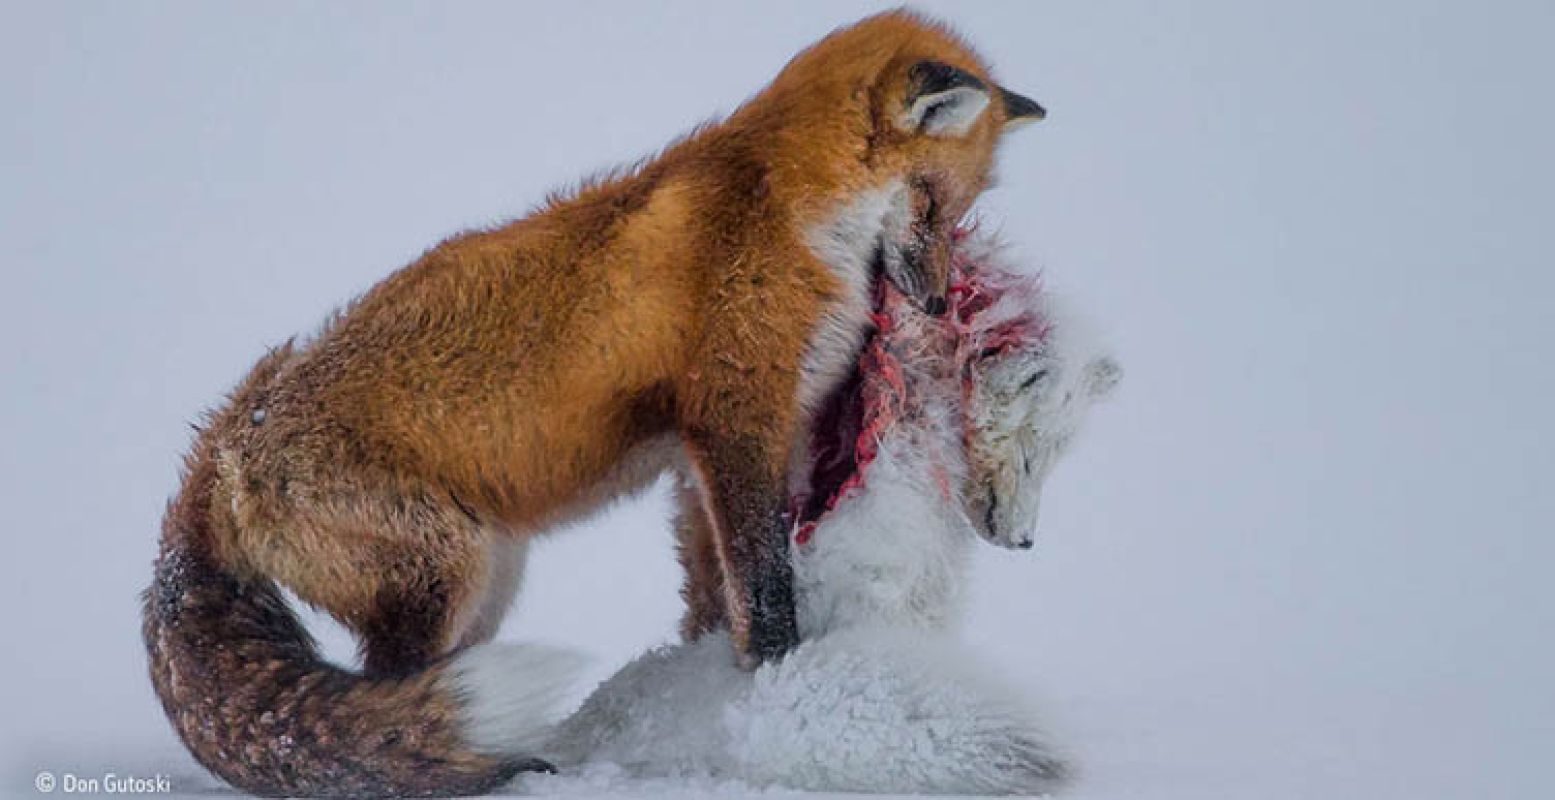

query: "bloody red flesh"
xmin=787 ymin=225 xmax=1048 ymax=544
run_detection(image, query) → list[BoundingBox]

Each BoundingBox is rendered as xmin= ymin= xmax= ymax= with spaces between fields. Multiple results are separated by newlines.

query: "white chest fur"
xmin=795 ymin=180 xmax=912 ymax=417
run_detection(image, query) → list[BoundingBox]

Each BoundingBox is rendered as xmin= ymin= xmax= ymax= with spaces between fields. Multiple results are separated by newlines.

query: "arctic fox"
xmin=542 ymin=227 xmax=1120 ymax=795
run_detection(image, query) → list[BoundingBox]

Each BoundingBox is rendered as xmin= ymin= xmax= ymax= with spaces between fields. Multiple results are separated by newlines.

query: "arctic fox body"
xmin=548 ymin=229 xmax=1121 ymax=794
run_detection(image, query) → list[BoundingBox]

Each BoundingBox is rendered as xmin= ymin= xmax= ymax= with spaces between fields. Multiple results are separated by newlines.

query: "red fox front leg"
xmin=682 ymin=426 xmax=799 ymax=666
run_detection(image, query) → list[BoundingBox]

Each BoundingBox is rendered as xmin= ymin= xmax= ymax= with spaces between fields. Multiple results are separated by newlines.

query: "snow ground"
xmin=3 ymin=2 xmax=1553 ymax=799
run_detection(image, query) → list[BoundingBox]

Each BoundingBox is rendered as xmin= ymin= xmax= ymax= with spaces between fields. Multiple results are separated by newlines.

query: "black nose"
xmin=924 ymin=295 xmax=948 ymax=316
xmin=1018 ymin=538 xmax=1034 ymax=550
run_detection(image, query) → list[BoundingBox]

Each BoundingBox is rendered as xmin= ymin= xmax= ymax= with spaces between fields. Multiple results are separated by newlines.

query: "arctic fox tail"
xmin=142 ymin=457 xmax=577 ymax=799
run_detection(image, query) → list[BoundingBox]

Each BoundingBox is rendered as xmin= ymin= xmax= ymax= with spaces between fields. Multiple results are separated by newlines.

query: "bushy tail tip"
xmin=445 ymin=642 xmax=589 ymax=756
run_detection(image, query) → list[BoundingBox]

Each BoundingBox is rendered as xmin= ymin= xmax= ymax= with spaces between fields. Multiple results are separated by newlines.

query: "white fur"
xmin=797 ymin=180 xmax=910 ymax=418
xmin=736 ymin=628 xmax=1068 ymax=794
xmin=794 ymin=430 xmax=972 ymax=637
xmin=446 ymin=642 xmax=587 ymax=756
xmin=904 ymin=85 xmax=992 ymax=137
xmin=546 ymin=629 xmax=1067 ymax=795
xmin=965 ymin=291 xmax=1122 ymax=550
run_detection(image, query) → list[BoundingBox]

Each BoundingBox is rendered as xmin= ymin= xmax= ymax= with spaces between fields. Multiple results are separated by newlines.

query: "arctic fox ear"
xmin=901 ymin=61 xmax=992 ymax=137
xmin=1082 ymin=356 xmax=1123 ymax=400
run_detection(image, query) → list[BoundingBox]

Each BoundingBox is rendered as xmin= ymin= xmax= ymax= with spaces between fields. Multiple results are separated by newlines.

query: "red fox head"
xmin=869 ymin=53 xmax=1044 ymax=316
xmin=739 ymin=11 xmax=1045 ymax=315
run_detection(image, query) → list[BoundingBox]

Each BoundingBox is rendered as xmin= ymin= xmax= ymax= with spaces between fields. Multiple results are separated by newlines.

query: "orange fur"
xmin=146 ymin=10 xmax=1043 ymax=796
xmin=198 ymin=8 xmax=1037 ymax=664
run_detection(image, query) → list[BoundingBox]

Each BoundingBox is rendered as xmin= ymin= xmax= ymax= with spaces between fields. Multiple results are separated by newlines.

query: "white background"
xmin=3 ymin=2 xmax=1551 ymax=798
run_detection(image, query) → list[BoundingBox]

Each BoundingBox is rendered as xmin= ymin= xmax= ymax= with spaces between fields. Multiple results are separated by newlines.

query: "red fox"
xmin=144 ymin=10 xmax=1045 ymax=798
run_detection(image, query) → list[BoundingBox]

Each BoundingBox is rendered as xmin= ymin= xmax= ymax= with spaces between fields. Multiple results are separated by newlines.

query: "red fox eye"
xmin=977 ymin=346 xmax=1004 ymax=361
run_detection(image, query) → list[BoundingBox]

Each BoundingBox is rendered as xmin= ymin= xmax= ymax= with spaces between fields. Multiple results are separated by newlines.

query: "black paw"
xmin=748 ymin=579 xmax=799 ymax=663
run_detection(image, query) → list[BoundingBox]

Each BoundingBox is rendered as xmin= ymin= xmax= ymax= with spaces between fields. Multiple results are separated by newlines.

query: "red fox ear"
xmin=998 ymin=85 xmax=1047 ymax=129
xmin=900 ymin=61 xmax=992 ymax=137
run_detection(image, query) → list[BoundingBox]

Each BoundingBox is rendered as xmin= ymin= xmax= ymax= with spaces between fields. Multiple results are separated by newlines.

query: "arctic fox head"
xmin=960 ymin=305 xmax=1120 ymax=550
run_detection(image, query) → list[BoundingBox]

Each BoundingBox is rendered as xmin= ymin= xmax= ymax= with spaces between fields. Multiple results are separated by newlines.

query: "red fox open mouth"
xmin=789 ymin=224 xmax=1049 ymax=545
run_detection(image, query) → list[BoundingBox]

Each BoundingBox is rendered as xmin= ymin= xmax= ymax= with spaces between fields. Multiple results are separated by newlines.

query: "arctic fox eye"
xmin=1018 ymin=369 xmax=1049 ymax=391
